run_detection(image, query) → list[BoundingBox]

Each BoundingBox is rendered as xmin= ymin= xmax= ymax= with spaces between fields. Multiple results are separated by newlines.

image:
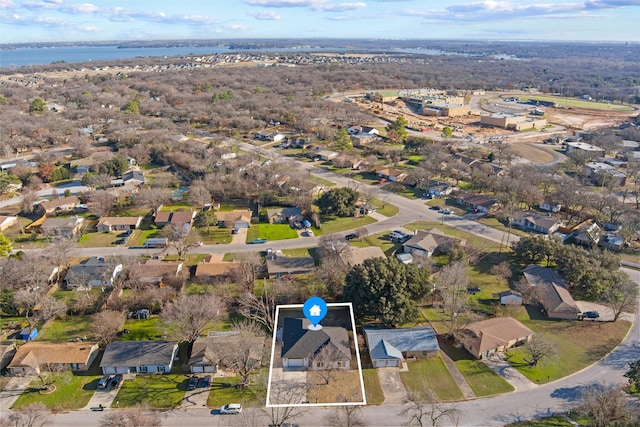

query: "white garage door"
xmin=287 ymin=359 xmax=305 ymax=367
xmin=191 ymin=366 xmax=204 ymax=373
xmin=376 ymin=359 xmax=399 ymax=368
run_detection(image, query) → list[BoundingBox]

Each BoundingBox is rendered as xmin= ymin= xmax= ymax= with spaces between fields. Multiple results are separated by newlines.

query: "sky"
xmin=1 ymin=0 xmax=639 ymax=44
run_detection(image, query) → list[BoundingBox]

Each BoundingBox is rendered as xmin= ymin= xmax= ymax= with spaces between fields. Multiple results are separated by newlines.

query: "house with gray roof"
xmin=363 ymin=326 xmax=439 ymax=368
xmin=266 ymin=206 xmax=304 ymax=224
xmin=522 ymin=264 xmax=580 ymax=320
xmin=402 ymin=228 xmax=466 ymax=258
xmin=266 ymin=255 xmax=316 ymax=279
xmin=281 ymin=318 xmax=350 ymax=370
xmin=188 ymin=332 xmax=263 ymax=374
xmin=512 ymin=211 xmax=563 ymax=235
xmin=65 ymin=256 xmax=122 ymax=289
xmin=40 ymin=216 xmax=84 ymax=238
xmin=100 ymin=341 xmax=178 ymax=375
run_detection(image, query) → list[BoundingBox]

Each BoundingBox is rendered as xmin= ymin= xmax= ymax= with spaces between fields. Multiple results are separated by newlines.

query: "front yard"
xmin=112 ymin=374 xmax=190 ymax=409
xmin=362 ymin=368 xmax=385 ymax=404
xmin=400 ymin=358 xmax=464 ymax=401
xmin=206 ymin=373 xmax=266 ymax=408
xmin=246 ymin=223 xmax=299 ymax=241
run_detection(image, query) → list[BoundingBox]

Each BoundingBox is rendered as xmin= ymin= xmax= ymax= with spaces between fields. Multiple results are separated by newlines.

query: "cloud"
xmin=250 ymin=10 xmax=281 ymax=20
xmin=244 ymin=0 xmax=321 ymax=7
xmin=315 ymin=2 xmax=366 ymax=11
xmin=22 ymin=1 xmax=100 ymax=14
xmin=402 ymin=0 xmax=639 ymax=23
xmin=0 ymin=0 xmax=15 ymax=9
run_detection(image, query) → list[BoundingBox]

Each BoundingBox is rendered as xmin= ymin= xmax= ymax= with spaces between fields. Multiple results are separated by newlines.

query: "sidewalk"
xmin=482 ymin=353 xmax=538 ymax=392
xmin=439 ymin=351 xmax=476 ymax=399
xmin=0 ymin=376 xmax=33 ymax=411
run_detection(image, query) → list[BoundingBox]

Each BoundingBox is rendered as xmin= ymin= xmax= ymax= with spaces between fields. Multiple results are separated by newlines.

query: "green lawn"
xmin=207 ymin=374 xmax=266 ymax=408
xmin=525 ymin=95 xmax=633 ymax=111
xmin=131 ymin=228 xmax=163 ymax=247
xmin=373 ymin=199 xmax=400 ymax=217
xmin=362 ymin=369 xmax=384 ymax=404
xmin=77 ymin=231 xmax=120 ymax=247
xmin=404 ymin=221 xmax=504 ymax=253
xmin=246 ymin=223 xmax=299 ymax=241
xmin=195 ymin=226 xmax=232 ymax=244
xmin=506 ymin=415 xmax=575 ymax=426
xmin=313 ymin=215 xmax=376 ymax=235
xmin=120 ymin=316 xmax=165 ymax=341
xmin=12 ymin=370 xmax=101 ymax=410
xmin=36 ymin=315 xmax=92 ymax=341
xmin=383 ymin=182 xmax=422 ymax=199
xmin=308 ymin=174 xmax=337 ymax=187
xmin=455 ymin=360 xmax=514 ymax=396
xmin=350 ymin=231 xmax=401 ymax=257
xmin=112 ymin=374 xmax=189 ymax=409
xmin=400 ymin=358 xmax=464 ymax=401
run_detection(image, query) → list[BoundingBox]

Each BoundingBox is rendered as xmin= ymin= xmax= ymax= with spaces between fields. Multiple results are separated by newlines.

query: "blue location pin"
xmin=303 ymin=296 xmax=327 ymax=331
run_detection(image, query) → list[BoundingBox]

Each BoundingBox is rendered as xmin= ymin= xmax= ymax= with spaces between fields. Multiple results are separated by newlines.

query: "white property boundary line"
xmin=265 ymin=302 xmax=367 ymax=407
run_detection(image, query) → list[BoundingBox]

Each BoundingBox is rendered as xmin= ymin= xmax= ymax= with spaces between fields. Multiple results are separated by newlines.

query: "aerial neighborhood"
xmin=0 ymin=40 xmax=639 ymax=426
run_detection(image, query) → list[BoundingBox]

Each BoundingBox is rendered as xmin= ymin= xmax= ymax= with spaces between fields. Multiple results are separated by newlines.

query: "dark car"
xmin=231 ymin=227 xmax=239 ymax=234
xmin=108 ymin=374 xmax=123 ymax=390
xmin=97 ymin=375 xmax=111 ymax=389
xmin=187 ymin=376 xmax=199 ymax=391
xmin=345 ymin=233 xmax=358 ymax=241
xmin=581 ymin=311 xmax=600 ymax=319
xmin=197 ymin=375 xmax=211 ymax=388
xmin=429 ymin=205 xmax=441 ymax=211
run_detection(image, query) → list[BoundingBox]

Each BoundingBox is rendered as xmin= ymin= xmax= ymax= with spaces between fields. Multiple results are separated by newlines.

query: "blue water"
xmin=0 ymin=45 xmax=230 ymax=68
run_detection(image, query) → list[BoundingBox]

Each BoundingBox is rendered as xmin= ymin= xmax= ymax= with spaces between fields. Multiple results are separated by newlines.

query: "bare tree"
xmin=219 ymin=320 xmax=265 ymax=388
xmin=14 ymin=288 xmax=44 ymax=329
xmin=233 ymin=252 xmax=264 ymax=293
xmin=161 ymin=294 xmax=223 ymax=345
xmin=310 ymin=344 xmax=344 ymax=386
xmin=263 ymin=375 xmax=308 ymax=424
xmin=0 ymin=402 xmax=50 ymax=427
xmin=490 ymin=262 xmax=512 ymax=281
xmin=37 ymin=296 xmax=67 ymax=323
xmin=186 ymin=182 xmax=211 ymax=207
xmin=237 ymin=281 xmax=289 ymax=334
xmin=89 ymin=190 xmax=116 ymax=217
xmin=602 ymin=274 xmax=638 ymax=322
xmin=44 ymin=237 xmax=76 ymax=283
xmin=99 ymin=404 xmax=163 ymax=427
xmin=90 ymin=310 xmax=125 ymax=345
xmin=317 ymin=235 xmax=350 ymax=297
xmin=577 ymin=383 xmax=639 ymax=427
xmin=513 ymin=277 xmax=538 ymax=305
xmin=437 ymin=261 xmax=470 ymax=335
xmin=324 ymin=398 xmax=366 ymax=427
xmin=523 ymin=335 xmax=556 ymax=367
xmin=399 ymin=385 xmax=461 ymax=427
xmin=161 ymin=224 xmax=201 ymax=261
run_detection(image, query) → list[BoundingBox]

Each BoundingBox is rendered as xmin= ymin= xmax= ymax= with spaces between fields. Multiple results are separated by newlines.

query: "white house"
xmin=100 ymin=341 xmax=178 ymax=375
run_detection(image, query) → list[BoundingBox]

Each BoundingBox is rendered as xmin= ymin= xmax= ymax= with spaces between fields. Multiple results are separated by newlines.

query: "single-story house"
xmin=363 ymin=326 xmax=439 ymax=368
xmin=254 ymin=130 xmax=285 ymax=142
xmin=0 ymin=344 xmax=17 ymax=371
xmin=599 ymin=233 xmax=624 ymax=251
xmin=426 ymin=181 xmax=457 ymax=197
xmin=340 ymin=246 xmax=386 ymax=268
xmin=512 ymin=211 xmax=563 ymax=235
xmin=266 ymin=255 xmax=316 ymax=279
xmin=539 ymin=200 xmax=562 ymax=213
xmin=317 ymin=150 xmax=339 ymax=161
xmin=35 ymin=196 xmax=81 ymax=215
xmin=0 ymin=215 xmax=18 ymax=231
xmin=96 ymin=216 xmax=142 ymax=232
xmin=493 ymin=290 xmax=524 ymax=306
xmin=266 ymin=207 xmax=304 ymax=224
xmin=154 ymin=209 xmax=196 ymax=230
xmin=347 ymin=125 xmax=379 ymax=136
xmin=374 ymin=167 xmax=408 ymax=182
xmin=522 ymin=265 xmax=568 ymax=288
xmin=7 ymin=341 xmax=99 ymax=375
xmin=451 ymin=192 xmax=497 ymax=213
xmin=537 ymin=282 xmax=581 ymax=320
xmin=65 ymin=256 xmax=123 ymax=289
xmin=572 ymin=221 xmax=602 ymax=247
xmin=402 ymin=228 xmax=466 ymax=258
xmin=100 ymin=340 xmax=178 ymax=375
xmin=194 ymin=254 xmax=241 ymax=283
xmin=396 ymin=252 xmax=414 ymax=264
xmin=216 ymin=210 xmax=252 ymax=229
xmin=281 ymin=318 xmax=350 ymax=370
xmin=122 ymin=170 xmax=145 ymax=185
xmin=40 ymin=216 xmax=84 ymax=238
xmin=188 ymin=331 xmax=263 ymax=374
xmin=128 ymin=260 xmax=184 ymax=287
xmin=459 ymin=317 xmax=533 ymax=359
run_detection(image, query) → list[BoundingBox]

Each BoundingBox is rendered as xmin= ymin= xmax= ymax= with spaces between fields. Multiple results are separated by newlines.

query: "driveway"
xmin=268 ymin=368 xmax=307 ymax=405
xmin=230 ymin=227 xmax=247 ymax=244
xmin=0 ymin=376 xmax=33 ymax=410
xmin=575 ymin=301 xmax=633 ymax=322
xmin=81 ymin=385 xmax=119 ymax=410
xmin=482 ymin=353 xmax=538 ymax=392
xmin=376 ymin=368 xmax=408 ymax=404
xmin=181 ymin=384 xmax=210 ymax=409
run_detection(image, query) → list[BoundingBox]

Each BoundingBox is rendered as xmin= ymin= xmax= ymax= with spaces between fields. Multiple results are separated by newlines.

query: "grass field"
xmin=362 ymin=369 xmax=385 ymax=404
xmin=37 ymin=315 xmax=92 ymax=341
xmin=246 ymin=223 xmax=299 ymax=241
xmin=112 ymin=374 xmax=189 ymax=409
xmin=350 ymin=231 xmax=401 ymax=257
xmin=372 ymin=199 xmax=400 ymax=217
xmin=120 ymin=316 xmax=164 ymax=341
xmin=313 ymin=215 xmax=376 ymax=235
xmin=400 ymin=358 xmax=464 ymax=401
xmin=525 ymin=95 xmax=633 ymax=111
xmin=206 ymin=374 xmax=266 ymax=408
xmin=12 ymin=371 xmax=101 ymax=410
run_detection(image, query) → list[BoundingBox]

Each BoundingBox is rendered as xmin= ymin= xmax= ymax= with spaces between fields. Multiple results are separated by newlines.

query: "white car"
xmin=220 ymin=403 xmax=243 ymax=414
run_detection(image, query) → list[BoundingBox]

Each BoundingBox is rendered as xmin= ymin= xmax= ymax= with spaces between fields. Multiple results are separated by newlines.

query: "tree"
xmin=324 ymin=395 xmax=366 ymax=427
xmin=343 ymin=257 xmax=431 ymax=327
xmin=1 ymin=402 xmax=50 ymax=427
xmin=0 ymin=231 xmax=11 ymax=257
xmin=333 ymin=128 xmax=353 ymax=152
xmin=161 ymin=224 xmax=201 ymax=261
xmin=602 ymin=273 xmax=638 ymax=321
xmin=37 ymin=296 xmax=67 ymax=323
xmin=89 ymin=190 xmax=116 ymax=217
xmin=523 ymin=335 xmax=556 ymax=367
xmin=186 ymin=183 xmax=211 ymax=207
xmin=317 ymin=235 xmax=350 ymax=297
xmin=193 ymin=209 xmax=217 ymax=235
xmin=437 ymin=261 xmax=470 ymax=335
xmin=161 ymin=294 xmax=223 ymax=345
xmin=99 ymin=405 xmax=163 ymax=427
xmin=623 ymin=360 xmax=640 ymax=391
xmin=219 ymin=320 xmax=265 ymax=388
xmin=386 ymin=115 xmax=408 ymax=142
xmin=577 ymin=383 xmax=639 ymax=427
xmin=237 ymin=282 xmax=288 ymax=335
xmin=316 ymin=187 xmax=359 ymax=217
xmin=441 ymin=126 xmax=453 ymax=139
xmin=90 ymin=310 xmax=125 ymax=345
xmin=14 ymin=288 xmax=43 ymax=329
xmin=37 ymin=162 xmax=56 ymax=183
xmin=233 ymin=252 xmax=264 ymax=292
xmin=262 ymin=375 xmax=308 ymax=425
xmin=29 ymin=97 xmax=46 ymax=114
xmin=399 ymin=383 xmax=461 ymax=427
xmin=490 ymin=261 xmax=512 ymax=281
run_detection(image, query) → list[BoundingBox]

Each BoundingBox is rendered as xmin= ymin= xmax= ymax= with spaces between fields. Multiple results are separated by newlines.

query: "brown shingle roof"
xmin=8 ymin=342 xmax=98 ymax=369
xmin=462 ymin=317 xmax=533 ymax=357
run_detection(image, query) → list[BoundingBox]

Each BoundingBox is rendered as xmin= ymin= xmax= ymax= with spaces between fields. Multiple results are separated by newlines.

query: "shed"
xmin=19 ymin=327 xmax=38 ymax=341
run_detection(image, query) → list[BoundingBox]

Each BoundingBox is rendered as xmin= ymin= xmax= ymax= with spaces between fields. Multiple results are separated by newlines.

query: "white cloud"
xmin=314 ymin=2 xmax=366 ymax=11
xmin=250 ymin=10 xmax=281 ymax=20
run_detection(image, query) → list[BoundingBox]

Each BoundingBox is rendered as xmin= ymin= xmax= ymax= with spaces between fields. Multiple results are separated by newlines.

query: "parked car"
xmin=249 ymin=238 xmax=268 ymax=244
xmin=187 ymin=376 xmax=199 ymax=391
xmin=580 ymin=311 xmax=600 ymax=320
xmin=220 ymin=403 xmax=243 ymax=414
xmin=97 ymin=375 xmax=111 ymax=390
xmin=231 ymin=227 xmax=239 ymax=234
xmin=197 ymin=375 xmax=211 ymax=388
xmin=108 ymin=374 xmax=123 ymax=390
xmin=345 ymin=233 xmax=358 ymax=241
xmin=430 ymin=205 xmax=441 ymax=211
xmin=442 ymin=208 xmax=453 ymax=215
